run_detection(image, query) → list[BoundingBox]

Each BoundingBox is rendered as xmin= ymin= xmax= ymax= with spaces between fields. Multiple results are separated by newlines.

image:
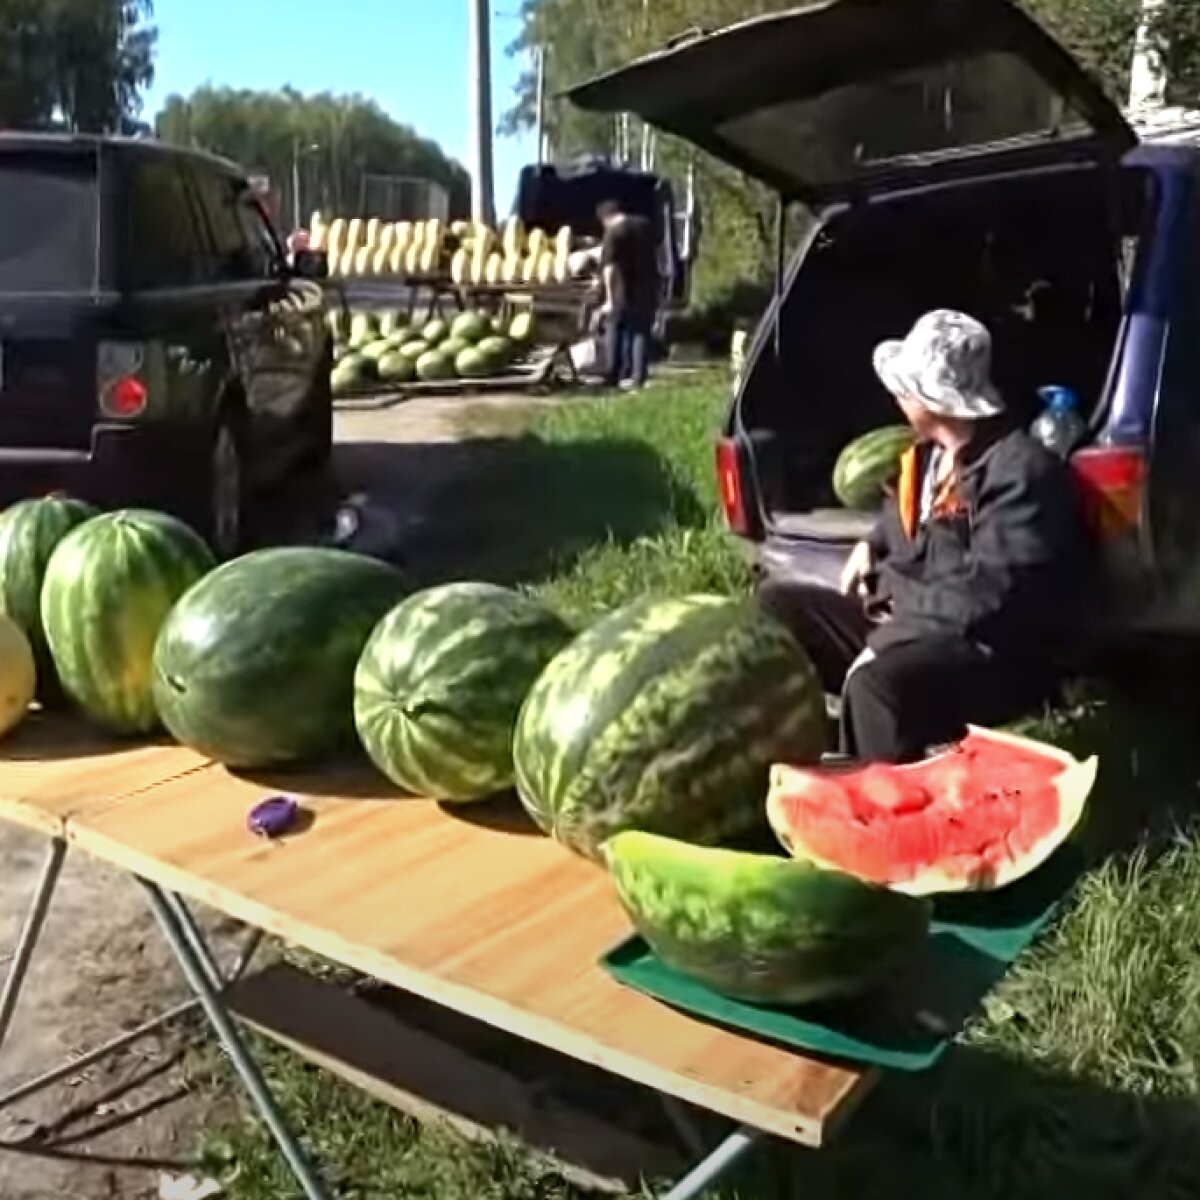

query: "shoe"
xmin=618 ymin=379 xmax=640 ymax=392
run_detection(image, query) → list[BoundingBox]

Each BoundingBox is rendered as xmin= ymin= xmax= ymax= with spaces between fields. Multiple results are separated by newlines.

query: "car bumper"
xmin=0 ymin=423 xmax=205 ymax=512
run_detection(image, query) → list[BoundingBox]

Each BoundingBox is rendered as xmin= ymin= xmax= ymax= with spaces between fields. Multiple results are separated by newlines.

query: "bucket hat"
xmin=873 ymin=309 xmax=1004 ymax=420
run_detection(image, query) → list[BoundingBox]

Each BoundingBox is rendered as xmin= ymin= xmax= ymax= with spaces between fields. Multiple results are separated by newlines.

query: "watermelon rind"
xmin=832 ymin=425 xmax=914 ymax=511
xmin=354 ymin=582 xmax=573 ymax=801
xmin=766 ymin=724 xmax=1098 ymax=896
xmin=512 ymin=594 xmax=828 ymax=862
xmin=152 ymin=546 xmax=408 ymax=768
xmin=0 ymin=495 xmax=98 ymax=701
xmin=602 ymin=831 xmax=931 ymax=1006
xmin=41 ymin=509 xmax=215 ymax=733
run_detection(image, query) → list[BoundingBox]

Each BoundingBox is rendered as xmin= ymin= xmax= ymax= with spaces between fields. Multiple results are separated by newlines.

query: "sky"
xmin=140 ymin=1 xmax=540 ymax=217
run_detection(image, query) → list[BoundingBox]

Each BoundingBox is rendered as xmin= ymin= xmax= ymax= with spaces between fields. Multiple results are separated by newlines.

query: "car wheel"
xmin=300 ymin=342 xmax=334 ymax=471
xmin=209 ymin=418 xmax=245 ymax=559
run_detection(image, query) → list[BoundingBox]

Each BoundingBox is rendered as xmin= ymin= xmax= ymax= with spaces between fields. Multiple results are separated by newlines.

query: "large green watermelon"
xmin=153 ymin=547 xmax=408 ymax=768
xmin=354 ymin=583 xmax=574 ymax=801
xmin=512 ymin=595 xmax=827 ymax=861
xmin=0 ymin=495 xmax=98 ymax=701
xmin=832 ymin=425 xmax=915 ymax=510
xmin=604 ymin=831 xmax=930 ymax=1005
xmin=41 ymin=509 xmax=215 ymax=733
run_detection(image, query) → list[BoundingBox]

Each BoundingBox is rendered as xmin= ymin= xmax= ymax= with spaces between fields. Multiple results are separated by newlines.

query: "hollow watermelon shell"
xmin=512 ymin=595 xmax=828 ymax=862
xmin=154 ymin=547 xmax=408 ymax=769
xmin=354 ymin=582 xmax=574 ymax=801
xmin=767 ymin=725 xmax=1098 ymax=895
xmin=603 ymin=831 xmax=930 ymax=1006
xmin=831 ymin=425 xmax=914 ymax=511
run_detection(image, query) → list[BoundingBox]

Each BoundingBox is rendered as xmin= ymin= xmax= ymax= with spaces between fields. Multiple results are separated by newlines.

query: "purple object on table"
xmin=248 ymin=795 xmax=300 ymax=839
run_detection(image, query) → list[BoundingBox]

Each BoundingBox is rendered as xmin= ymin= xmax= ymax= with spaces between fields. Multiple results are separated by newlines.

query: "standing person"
xmin=757 ymin=309 xmax=1093 ymax=764
xmin=597 ymin=199 xmax=660 ymax=391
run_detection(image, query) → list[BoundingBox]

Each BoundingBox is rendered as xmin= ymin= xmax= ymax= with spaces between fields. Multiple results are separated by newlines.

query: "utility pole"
xmin=534 ymin=45 xmax=548 ymax=166
xmin=468 ymin=0 xmax=496 ymax=225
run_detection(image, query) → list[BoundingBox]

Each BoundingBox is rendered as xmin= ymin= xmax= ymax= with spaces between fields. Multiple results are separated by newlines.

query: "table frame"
xmin=0 ymin=837 xmax=764 ymax=1200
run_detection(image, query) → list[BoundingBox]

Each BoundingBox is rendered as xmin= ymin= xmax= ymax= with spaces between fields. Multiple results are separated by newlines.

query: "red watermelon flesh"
xmin=766 ymin=725 xmax=1097 ymax=895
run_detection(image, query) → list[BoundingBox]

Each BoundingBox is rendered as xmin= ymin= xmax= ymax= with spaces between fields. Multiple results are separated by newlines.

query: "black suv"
xmin=0 ymin=133 xmax=332 ymax=556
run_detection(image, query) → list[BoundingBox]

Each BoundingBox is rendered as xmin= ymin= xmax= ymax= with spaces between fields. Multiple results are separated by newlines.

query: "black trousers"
xmin=757 ymin=581 xmax=1055 ymax=764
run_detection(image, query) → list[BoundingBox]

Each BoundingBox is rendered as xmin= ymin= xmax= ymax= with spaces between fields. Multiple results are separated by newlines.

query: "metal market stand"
xmin=0 ymin=715 xmax=872 ymax=1200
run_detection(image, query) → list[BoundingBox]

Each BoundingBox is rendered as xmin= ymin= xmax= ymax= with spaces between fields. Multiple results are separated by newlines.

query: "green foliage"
xmin=503 ymin=0 xmax=1200 ymax=316
xmin=156 ymin=87 xmax=471 ymax=223
xmin=0 ymin=0 xmax=156 ymax=132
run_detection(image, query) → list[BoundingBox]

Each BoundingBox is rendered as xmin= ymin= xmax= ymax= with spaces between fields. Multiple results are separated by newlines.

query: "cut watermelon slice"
xmin=766 ymin=726 xmax=1098 ymax=895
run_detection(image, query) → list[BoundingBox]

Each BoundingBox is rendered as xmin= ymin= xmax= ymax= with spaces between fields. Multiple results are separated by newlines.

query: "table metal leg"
xmin=0 ymin=925 xmax=262 ymax=1111
xmin=659 ymin=1127 xmax=759 ymax=1200
xmin=142 ymin=881 xmax=334 ymax=1200
xmin=0 ymin=838 xmax=65 ymax=1056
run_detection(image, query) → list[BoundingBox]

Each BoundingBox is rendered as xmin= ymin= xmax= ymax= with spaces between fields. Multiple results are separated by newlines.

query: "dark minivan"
xmin=0 ymin=133 xmax=332 ymax=556
xmin=568 ymin=0 xmax=1200 ymax=651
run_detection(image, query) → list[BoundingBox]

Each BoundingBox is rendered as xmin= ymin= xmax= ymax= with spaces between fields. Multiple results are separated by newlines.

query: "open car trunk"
xmin=739 ymin=162 xmax=1154 ymax=543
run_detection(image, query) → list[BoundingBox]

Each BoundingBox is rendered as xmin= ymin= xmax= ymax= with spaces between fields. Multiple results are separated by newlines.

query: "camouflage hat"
xmin=873 ymin=309 xmax=1004 ymax=420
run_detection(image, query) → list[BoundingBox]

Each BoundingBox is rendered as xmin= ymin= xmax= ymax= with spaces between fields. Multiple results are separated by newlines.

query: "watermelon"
xmin=153 ymin=547 xmax=408 ymax=768
xmin=41 ymin=510 xmax=215 ymax=733
xmin=416 ymin=350 xmax=456 ymax=381
xmin=354 ymin=583 xmax=574 ymax=801
xmin=512 ymin=595 xmax=827 ymax=862
xmin=398 ymin=340 xmax=430 ymax=360
xmin=450 ymin=311 xmax=491 ymax=343
xmin=832 ymin=425 xmax=915 ymax=510
xmin=767 ymin=725 xmax=1098 ymax=895
xmin=421 ymin=319 xmax=449 ymax=346
xmin=0 ymin=613 xmax=36 ymax=738
xmin=0 ymin=495 xmax=98 ymax=700
xmin=604 ymin=831 xmax=930 ymax=1005
xmin=378 ymin=352 xmax=417 ymax=384
xmin=454 ymin=347 xmax=493 ymax=379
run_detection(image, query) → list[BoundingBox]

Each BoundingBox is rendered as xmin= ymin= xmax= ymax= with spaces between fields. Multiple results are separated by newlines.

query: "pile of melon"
xmin=328 ymin=307 xmax=536 ymax=395
xmin=309 ymin=211 xmax=582 ymax=286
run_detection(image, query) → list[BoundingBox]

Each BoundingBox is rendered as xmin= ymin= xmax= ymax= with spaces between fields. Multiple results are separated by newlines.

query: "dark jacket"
xmin=867 ymin=423 xmax=1093 ymax=660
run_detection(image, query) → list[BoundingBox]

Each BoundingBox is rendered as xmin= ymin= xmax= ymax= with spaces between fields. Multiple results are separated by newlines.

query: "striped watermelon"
xmin=512 ymin=595 xmax=828 ymax=862
xmin=0 ymin=496 xmax=98 ymax=701
xmin=153 ymin=547 xmax=408 ymax=768
xmin=354 ymin=583 xmax=574 ymax=801
xmin=832 ymin=425 xmax=915 ymax=510
xmin=41 ymin=510 xmax=215 ymax=733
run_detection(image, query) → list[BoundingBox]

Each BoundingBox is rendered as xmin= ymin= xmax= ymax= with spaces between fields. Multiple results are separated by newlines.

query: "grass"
xmin=201 ymin=369 xmax=1200 ymax=1199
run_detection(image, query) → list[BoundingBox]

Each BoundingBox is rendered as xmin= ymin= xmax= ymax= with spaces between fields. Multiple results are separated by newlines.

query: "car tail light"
xmin=716 ymin=438 xmax=751 ymax=535
xmin=97 ymin=340 xmax=149 ymax=420
xmin=1069 ymin=445 xmax=1147 ymax=542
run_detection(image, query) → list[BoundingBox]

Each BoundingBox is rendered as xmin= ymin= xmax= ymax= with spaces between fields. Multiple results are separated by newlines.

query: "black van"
xmin=568 ymin=0 xmax=1200 ymax=649
xmin=0 ymin=132 xmax=332 ymax=556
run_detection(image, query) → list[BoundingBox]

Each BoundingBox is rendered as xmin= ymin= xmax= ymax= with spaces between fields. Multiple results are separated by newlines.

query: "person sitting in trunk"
xmin=758 ymin=308 xmax=1093 ymax=764
xmin=597 ymin=198 xmax=660 ymax=391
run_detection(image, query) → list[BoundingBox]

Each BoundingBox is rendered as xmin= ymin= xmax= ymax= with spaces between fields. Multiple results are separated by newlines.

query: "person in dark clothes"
xmin=758 ymin=309 xmax=1093 ymax=764
xmin=597 ymin=199 xmax=660 ymax=390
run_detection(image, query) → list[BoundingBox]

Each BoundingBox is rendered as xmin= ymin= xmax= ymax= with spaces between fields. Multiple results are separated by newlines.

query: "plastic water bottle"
xmin=1030 ymin=385 xmax=1087 ymax=459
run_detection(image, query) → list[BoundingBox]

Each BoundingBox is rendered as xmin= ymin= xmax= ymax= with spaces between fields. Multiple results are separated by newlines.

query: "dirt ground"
xmin=0 ymin=392 xmax=544 ymax=1199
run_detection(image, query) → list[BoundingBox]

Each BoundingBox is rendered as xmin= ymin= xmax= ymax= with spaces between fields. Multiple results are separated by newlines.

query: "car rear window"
xmin=714 ymin=49 xmax=1090 ymax=194
xmin=0 ymin=150 xmax=99 ymax=293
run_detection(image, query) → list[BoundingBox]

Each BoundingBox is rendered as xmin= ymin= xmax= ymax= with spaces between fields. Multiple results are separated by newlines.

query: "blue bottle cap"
xmin=1037 ymin=385 xmax=1077 ymax=413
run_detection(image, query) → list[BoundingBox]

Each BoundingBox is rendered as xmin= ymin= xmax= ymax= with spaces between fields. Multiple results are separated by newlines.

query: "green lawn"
xmin=202 ymin=370 xmax=1200 ymax=1199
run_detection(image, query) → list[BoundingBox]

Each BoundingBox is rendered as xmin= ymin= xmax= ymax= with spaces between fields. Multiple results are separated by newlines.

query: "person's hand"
xmin=840 ymin=540 xmax=874 ymax=597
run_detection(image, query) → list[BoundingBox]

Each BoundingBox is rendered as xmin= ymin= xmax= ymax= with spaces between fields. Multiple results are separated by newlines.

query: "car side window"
xmin=192 ymin=169 xmax=276 ymax=282
xmin=120 ymin=157 xmax=206 ymax=290
xmin=235 ymin=195 xmax=285 ymax=277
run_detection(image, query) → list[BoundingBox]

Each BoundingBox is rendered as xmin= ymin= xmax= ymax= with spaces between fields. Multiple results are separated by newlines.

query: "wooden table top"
xmin=0 ymin=713 xmax=208 ymax=836
xmin=2 ymin=725 xmax=873 ymax=1147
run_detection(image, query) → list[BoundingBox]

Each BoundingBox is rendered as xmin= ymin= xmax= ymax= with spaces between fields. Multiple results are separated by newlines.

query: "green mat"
xmin=600 ymin=845 xmax=1085 ymax=1073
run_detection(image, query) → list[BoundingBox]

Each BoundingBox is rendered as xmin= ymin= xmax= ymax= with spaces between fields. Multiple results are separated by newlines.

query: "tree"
xmin=156 ymin=87 xmax=472 ymax=224
xmin=0 ymin=0 xmax=156 ymax=132
xmin=502 ymin=0 xmax=1200 ymax=311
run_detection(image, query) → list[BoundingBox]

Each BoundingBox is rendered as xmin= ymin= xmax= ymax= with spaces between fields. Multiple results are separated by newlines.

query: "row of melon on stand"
xmin=309 ymin=212 xmax=580 ymax=285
